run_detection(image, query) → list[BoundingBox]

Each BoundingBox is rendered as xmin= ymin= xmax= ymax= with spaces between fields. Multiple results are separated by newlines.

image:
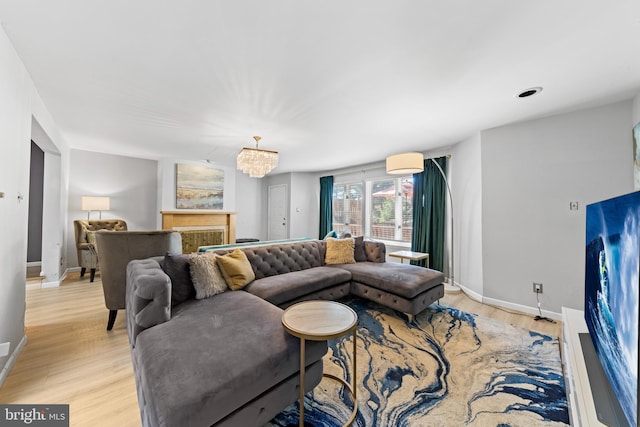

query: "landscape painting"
xmin=176 ymin=163 xmax=224 ymax=209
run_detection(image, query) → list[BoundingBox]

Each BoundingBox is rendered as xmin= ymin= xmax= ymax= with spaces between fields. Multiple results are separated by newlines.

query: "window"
xmin=333 ymin=176 xmax=413 ymax=243
xmin=332 ymin=183 xmax=363 ymax=236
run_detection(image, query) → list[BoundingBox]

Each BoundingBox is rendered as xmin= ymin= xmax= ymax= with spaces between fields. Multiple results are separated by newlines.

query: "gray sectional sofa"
xmin=126 ymin=238 xmax=444 ymax=427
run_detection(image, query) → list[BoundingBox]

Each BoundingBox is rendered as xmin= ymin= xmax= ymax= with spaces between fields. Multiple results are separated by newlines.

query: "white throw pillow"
xmin=188 ymin=252 xmax=228 ymax=299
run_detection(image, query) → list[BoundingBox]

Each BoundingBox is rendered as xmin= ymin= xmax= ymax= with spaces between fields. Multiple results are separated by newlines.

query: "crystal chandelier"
xmin=236 ymin=136 xmax=279 ymax=178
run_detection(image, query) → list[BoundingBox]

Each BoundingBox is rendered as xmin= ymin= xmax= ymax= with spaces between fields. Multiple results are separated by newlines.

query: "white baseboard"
xmin=0 ymin=335 xmax=27 ymax=389
xmin=37 ymin=268 xmax=71 ymax=288
xmin=482 ymin=296 xmax=562 ymax=321
xmin=457 ymin=282 xmax=483 ymax=303
xmin=453 ymin=283 xmax=561 ymax=321
xmin=26 ymin=261 xmax=42 ymax=267
xmin=41 ymin=279 xmax=61 ymax=288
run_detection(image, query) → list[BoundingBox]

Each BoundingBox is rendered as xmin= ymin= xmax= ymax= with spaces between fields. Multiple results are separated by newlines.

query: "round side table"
xmin=281 ymin=300 xmax=358 ymax=427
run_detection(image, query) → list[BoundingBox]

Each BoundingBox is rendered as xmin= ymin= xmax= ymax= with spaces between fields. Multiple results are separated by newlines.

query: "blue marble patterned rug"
xmin=266 ymin=299 xmax=569 ymax=427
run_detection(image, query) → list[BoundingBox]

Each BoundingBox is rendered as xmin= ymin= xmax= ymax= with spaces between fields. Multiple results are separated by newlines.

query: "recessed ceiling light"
xmin=517 ymin=87 xmax=543 ymax=98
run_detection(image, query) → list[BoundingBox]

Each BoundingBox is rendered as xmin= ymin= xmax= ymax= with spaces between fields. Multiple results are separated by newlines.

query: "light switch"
xmin=569 ymin=201 xmax=579 ymax=211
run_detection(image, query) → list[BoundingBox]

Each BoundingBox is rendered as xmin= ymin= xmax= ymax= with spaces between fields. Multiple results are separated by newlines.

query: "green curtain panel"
xmin=319 ymin=175 xmax=334 ymax=239
xmin=411 ymin=157 xmax=447 ymax=271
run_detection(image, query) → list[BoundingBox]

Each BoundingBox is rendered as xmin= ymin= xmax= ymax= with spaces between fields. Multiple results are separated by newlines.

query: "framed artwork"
xmin=175 ymin=163 xmax=224 ymax=209
xmin=635 ymin=121 xmax=640 ymax=190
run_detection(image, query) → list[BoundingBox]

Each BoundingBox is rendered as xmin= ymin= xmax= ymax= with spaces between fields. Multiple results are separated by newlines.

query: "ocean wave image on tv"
xmin=585 ymin=192 xmax=640 ymax=427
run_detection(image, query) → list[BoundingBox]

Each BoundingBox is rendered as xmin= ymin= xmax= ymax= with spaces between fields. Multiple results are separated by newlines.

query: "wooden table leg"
xmin=299 ymin=337 xmax=305 ymax=427
xmin=353 ymin=328 xmax=357 ymax=404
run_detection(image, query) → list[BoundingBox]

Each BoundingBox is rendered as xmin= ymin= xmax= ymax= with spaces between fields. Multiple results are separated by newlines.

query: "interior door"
xmin=268 ymin=184 xmax=288 ymax=240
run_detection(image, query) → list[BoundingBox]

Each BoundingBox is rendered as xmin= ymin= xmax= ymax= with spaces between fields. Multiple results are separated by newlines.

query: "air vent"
xmin=517 ymin=87 xmax=543 ymax=98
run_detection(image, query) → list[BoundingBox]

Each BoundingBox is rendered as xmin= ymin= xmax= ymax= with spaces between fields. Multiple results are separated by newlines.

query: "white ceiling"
xmin=1 ymin=1 xmax=639 ymax=173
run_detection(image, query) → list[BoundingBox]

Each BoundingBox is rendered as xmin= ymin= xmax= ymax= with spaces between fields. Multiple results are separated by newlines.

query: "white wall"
xmin=66 ymin=149 xmax=158 ymax=268
xmin=31 ymin=117 xmax=66 ymax=286
xmin=289 ymin=173 xmax=320 ymax=239
xmin=481 ymin=100 xmax=633 ymax=314
xmin=41 ymin=151 xmax=63 ymax=285
xmin=0 ymin=27 xmax=70 ymax=385
xmin=451 ymin=133 xmax=484 ymax=298
xmin=234 ymin=172 xmax=263 ymax=240
xmin=633 ymin=92 xmax=640 ymax=126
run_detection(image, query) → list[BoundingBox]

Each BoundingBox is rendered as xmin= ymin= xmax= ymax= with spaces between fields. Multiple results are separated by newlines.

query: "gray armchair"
xmin=95 ymin=230 xmax=182 ymax=330
xmin=73 ymin=219 xmax=128 ymax=282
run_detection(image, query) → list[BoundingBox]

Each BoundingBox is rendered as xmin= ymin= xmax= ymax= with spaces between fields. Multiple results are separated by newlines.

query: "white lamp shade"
xmin=81 ymin=196 xmax=110 ymax=211
xmin=386 ymin=152 xmax=424 ymax=174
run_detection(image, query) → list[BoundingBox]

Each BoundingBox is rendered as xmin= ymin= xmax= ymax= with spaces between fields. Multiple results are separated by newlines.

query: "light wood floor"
xmin=0 ymin=273 xmax=561 ymax=427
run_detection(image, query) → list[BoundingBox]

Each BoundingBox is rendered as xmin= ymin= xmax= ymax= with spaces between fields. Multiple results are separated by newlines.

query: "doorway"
xmin=28 ymin=117 xmax=63 ymax=287
xmin=268 ymin=184 xmax=288 ymax=241
xmin=26 ymin=141 xmax=44 ymax=279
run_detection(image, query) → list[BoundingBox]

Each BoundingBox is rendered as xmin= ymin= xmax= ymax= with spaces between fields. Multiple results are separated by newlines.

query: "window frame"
xmin=332 ymin=174 xmax=413 ymax=245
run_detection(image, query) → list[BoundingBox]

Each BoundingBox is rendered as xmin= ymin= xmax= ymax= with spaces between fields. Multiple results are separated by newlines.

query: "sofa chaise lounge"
xmin=126 ymin=238 xmax=444 ymax=427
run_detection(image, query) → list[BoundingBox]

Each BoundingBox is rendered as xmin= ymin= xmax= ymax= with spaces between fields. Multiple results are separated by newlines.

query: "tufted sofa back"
xmin=211 ymin=238 xmax=386 ymax=280
xmin=73 ymin=219 xmax=129 ymax=273
xmin=314 ymin=239 xmax=385 ymax=263
xmin=362 ymin=240 xmax=386 ymax=263
xmin=213 ymin=240 xmax=324 ymax=280
xmin=74 ymin=219 xmax=128 ymax=244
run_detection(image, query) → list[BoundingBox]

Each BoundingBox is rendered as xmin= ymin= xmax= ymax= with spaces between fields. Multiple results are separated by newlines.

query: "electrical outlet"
xmin=533 ymin=282 xmax=543 ymax=294
xmin=0 ymin=342 xmax=10 ymax=357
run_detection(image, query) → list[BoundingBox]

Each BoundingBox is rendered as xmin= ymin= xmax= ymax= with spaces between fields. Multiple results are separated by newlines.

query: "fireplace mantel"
xmin=160 ymin=211 xmax=236 ymax=244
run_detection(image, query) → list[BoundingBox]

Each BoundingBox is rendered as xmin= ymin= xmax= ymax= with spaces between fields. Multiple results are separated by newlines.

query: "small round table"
xmin=389 ymin=250 xmax=430 ymax=267
xmin=281 ymin=300 xmax=358 ymax=427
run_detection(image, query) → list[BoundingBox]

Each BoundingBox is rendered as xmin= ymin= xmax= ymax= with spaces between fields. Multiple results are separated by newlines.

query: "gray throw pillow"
xmin=163 ymin=253 xmax=196 ymax=307
xmin=353 ymin=236 xmax=367 ymax=262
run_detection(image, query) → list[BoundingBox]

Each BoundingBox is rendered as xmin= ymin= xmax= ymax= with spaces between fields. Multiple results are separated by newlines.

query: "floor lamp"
xmin=429 ymin=158 xmax=460 ymax=294
xmin=386 ymin=152 xmax=460 ymax=293
xmin=81 ymin=196 xmax=110 ymax=220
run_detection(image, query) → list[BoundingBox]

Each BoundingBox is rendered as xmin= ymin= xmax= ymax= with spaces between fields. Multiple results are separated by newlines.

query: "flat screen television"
xmin=585 ymin=191 xmax=640 ymax=427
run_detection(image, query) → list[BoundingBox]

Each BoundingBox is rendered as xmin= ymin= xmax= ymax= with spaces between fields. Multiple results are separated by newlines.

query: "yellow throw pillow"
xmin=325 ymin=237 xmax=356 ymax=265
xmin=216 ymin=249 xmax=256 ymax=290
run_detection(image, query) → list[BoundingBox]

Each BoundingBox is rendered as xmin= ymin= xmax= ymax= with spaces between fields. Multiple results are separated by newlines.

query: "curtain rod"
xmin=331 ymin=165 xmax=382 ymax=177
xmin=329 ymin=154 xmax=452 ymax=178
xmin=325 ymin=159 xmax=386 ymax=177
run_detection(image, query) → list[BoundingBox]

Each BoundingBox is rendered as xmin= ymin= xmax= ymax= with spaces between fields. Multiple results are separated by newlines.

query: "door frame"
xmin=267 ymin=184 xmax=288 ymax=241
